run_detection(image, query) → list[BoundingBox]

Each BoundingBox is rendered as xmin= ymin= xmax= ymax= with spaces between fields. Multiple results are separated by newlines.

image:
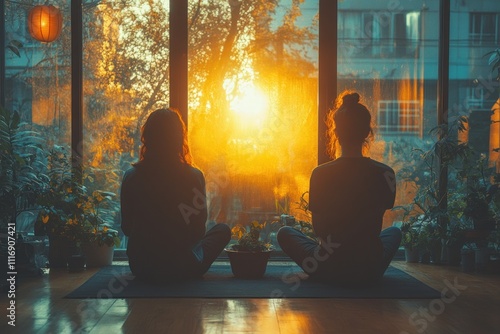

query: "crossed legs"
xmin=277 ymin=225 xmax=401 ymax=281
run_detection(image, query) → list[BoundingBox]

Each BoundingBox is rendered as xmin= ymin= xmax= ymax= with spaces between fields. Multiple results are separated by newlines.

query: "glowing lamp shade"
xmin=28 ymin=5 xmax=63 ymax=43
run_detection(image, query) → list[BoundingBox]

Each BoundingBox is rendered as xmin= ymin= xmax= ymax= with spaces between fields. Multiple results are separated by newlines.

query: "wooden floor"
xmin=1 ymin=261 xmax=499 ymax=334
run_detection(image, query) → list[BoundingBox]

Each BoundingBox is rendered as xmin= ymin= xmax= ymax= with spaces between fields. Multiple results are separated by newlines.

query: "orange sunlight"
xmin=229 ymin=83 xmax=269 ymax=128
xmin=190 ymin=64 xmax=317 ymax=222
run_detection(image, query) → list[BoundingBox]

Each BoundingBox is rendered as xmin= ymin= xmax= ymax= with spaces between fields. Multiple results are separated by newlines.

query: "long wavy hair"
xmin=326 ymin=90 xmax=374 ymax=159
xmin=136 ymin=108 xmax=193 ymax=166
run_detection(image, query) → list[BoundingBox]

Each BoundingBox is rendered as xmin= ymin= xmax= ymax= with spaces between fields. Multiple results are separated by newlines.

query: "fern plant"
xmin=0 ymin=107 xmax=47 ymax=231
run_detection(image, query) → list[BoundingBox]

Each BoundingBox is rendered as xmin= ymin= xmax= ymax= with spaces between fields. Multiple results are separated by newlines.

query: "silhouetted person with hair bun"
xmin=277 ymin=91 xmax=401 ymax=286
xmin=121 ymin=108 xmax=230 ymax=282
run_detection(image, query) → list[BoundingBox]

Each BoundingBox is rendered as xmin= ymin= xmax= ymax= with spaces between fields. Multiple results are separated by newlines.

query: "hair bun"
xmin=342 ymin=93 xmax=360 ymax=106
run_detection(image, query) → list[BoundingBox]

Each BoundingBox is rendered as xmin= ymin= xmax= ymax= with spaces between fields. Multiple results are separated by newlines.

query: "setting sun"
xmin=229 ymin=83 xmax=269 ymax=127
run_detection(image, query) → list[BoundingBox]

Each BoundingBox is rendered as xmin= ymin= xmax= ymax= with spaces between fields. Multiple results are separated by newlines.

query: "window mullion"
xmin=437 ymin=0 xmax=451 ymax=230
xmin=318 ymin=0 xmax=338 ymax=164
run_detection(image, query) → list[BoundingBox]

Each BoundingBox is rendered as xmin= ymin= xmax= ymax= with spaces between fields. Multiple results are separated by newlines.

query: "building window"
xmin=467 ymin=87 xmax=487 ymax=110
xmin=377 ymin=100 xmax=421 ymax=136
xmin=338 ymin=11 xmax=419 ymax=58
xmin=466 ymin=84 xmax=499 ymax=111
xmin=470 ymin=12 xmax=499 ymax=46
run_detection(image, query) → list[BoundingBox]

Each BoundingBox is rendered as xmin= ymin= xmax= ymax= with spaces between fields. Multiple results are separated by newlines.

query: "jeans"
xmin=277 ymin=226 xmax=402 ymax=284
xmin=191 ymin=223 xmax=232 ymax=276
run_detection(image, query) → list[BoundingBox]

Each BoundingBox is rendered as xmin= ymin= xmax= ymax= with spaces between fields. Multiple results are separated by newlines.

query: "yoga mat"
xmin=65 ymin=264 xmax=440 ymax=299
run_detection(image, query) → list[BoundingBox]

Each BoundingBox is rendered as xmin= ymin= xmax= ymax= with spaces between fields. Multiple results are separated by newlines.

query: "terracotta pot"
xmin=225 ymin=248 xmax=271 ymax=279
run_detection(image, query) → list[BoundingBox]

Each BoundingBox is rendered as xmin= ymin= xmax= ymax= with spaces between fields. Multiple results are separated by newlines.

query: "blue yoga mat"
xmin=65 ymin=263 xmax=440 ymax=299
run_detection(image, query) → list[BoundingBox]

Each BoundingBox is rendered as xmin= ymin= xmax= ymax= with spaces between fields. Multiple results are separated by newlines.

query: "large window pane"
xmin=83 ymin=1 xmax=171 ymax=250
xmin=4 ymin=1 xmax=71 ymax=234
xmin=338 ymin=0 xmax=439 ymax=229
xmin=188 ymin=1 xmax=318 ymax=251
xmin=6 ymin=0 xmax=498 ymax=257
xmin=80 ymin=1 xmax=320 ymax=252
xmin=448 ymin=0 xmax=500 ymax=232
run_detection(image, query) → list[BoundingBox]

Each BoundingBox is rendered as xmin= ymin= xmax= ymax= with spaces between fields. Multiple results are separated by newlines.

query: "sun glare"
xmin=229 ymin=83 xmax=269 ymax=126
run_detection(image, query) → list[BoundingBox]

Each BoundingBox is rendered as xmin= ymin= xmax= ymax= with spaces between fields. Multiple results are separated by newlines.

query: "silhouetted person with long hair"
xmin=277 ymin=92 xmax=401 ymax=285
xmin=121 ymin=108 xmax=230 ymax=282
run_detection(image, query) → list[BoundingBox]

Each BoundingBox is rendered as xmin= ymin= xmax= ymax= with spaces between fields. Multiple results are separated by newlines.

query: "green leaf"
xmin=10 ymin=111 xmax=20 ymax=131
xmin=113 ymin=236 xmax=121 ymax=247
xmin=488 ymin=51 xmax=500 ymax=65
xmin=6 ymin=45 xmax=20 ymax=58
xmin=10 ymin=40 xmax=23 ymax=48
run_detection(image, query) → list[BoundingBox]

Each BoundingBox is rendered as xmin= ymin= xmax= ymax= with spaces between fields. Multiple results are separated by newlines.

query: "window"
xmin=464 ymin=86 xmax=498 ymax=155
xmin=377 ymin=101 xmax=421 ymax=137
xmin=4 ymin=0 xmax=500 ymax=259
xmin=467 ymin=86 xmax=487 ymax=110
xmin=188 ymin=1 xmax=318 ymax=254
xmin=338 ymin=10 xmax=419 ymax=58
xmin=470 ymin=12 xmax=499 ymax=46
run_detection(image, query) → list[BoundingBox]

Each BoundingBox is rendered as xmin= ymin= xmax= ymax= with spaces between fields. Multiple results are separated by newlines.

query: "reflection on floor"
xmin=1 ymin=261 xmax=499 ymax=333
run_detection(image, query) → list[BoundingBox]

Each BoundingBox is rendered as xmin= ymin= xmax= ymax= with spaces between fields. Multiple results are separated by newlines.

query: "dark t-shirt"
xmin=309 ymin=157 xmax=395 ymax=280
xmin=120 ymin=162 xmax=207 ymax=279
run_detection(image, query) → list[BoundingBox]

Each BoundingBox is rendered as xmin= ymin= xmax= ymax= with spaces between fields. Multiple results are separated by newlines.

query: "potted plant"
xmin=393 ymin=125 xmax=459 ymax=265
xmin=460 ymin=242 xmax=476 ymax=273
xmin=419 ymin=220 xmax=444 ymax=264
xmin=400 ymin=222 xmax=420 ymax=263
xmin=81 ymin=190 xmax=120 ymax=267
xmin=36 ymin=147 xmax=120 ymax=268
xmin=35 ymin=148 xmax=88 ymax=268
xmin=225 ymin=221 xmax=274 ymax=278
xmin=395 ymin=116 xmax=500 ymax=266
xmin=82 ymin=225 xmax=120 ymax=267
xmin=459 ymin=153 xmax=498 ymax=233
xmin=441 ymin=192 xmax=471 ymax=265
xmin=443 ymin=220 xmax=467 ymax=266
xmin=455 ymin=152 xmax=499 ymax=269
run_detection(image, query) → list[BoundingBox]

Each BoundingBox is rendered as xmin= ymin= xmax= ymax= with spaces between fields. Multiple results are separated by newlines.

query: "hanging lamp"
xmin=28 ymin=4 xmax=63 ymax=43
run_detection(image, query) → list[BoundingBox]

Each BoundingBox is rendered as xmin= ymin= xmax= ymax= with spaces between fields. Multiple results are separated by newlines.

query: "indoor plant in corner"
xmin=36 ymin=147 xmax=120 ymax=268
xmin=225 ymin=221 xmax=274 ymax=278
xmin=35 ymin=148 xmax=88 ymax=269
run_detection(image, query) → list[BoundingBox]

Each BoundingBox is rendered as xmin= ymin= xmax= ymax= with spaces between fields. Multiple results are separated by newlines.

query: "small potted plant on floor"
xmin=225 ymin=221 xmax=274 ymax=278
xmin=401 ymin=222 xmax=420 ymax=263
xmin=443 ymin=220 xmax=467 ymax=266
xmin=442 ymin=193 xmax=470 ymax=265
xmin=419 ymin=220 xmax=444 ymax=264
xmin=80 ymin=190 xmax=120 ymax=267
xmin=460 ymin=242 xmax=475 ymax=273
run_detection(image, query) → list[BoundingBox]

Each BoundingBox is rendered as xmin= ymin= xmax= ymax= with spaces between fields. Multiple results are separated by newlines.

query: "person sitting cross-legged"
xmin=277 ymin=91 xmax=402 ymax=286
xmin=120 ymin=108 xmax=230 ymax=282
